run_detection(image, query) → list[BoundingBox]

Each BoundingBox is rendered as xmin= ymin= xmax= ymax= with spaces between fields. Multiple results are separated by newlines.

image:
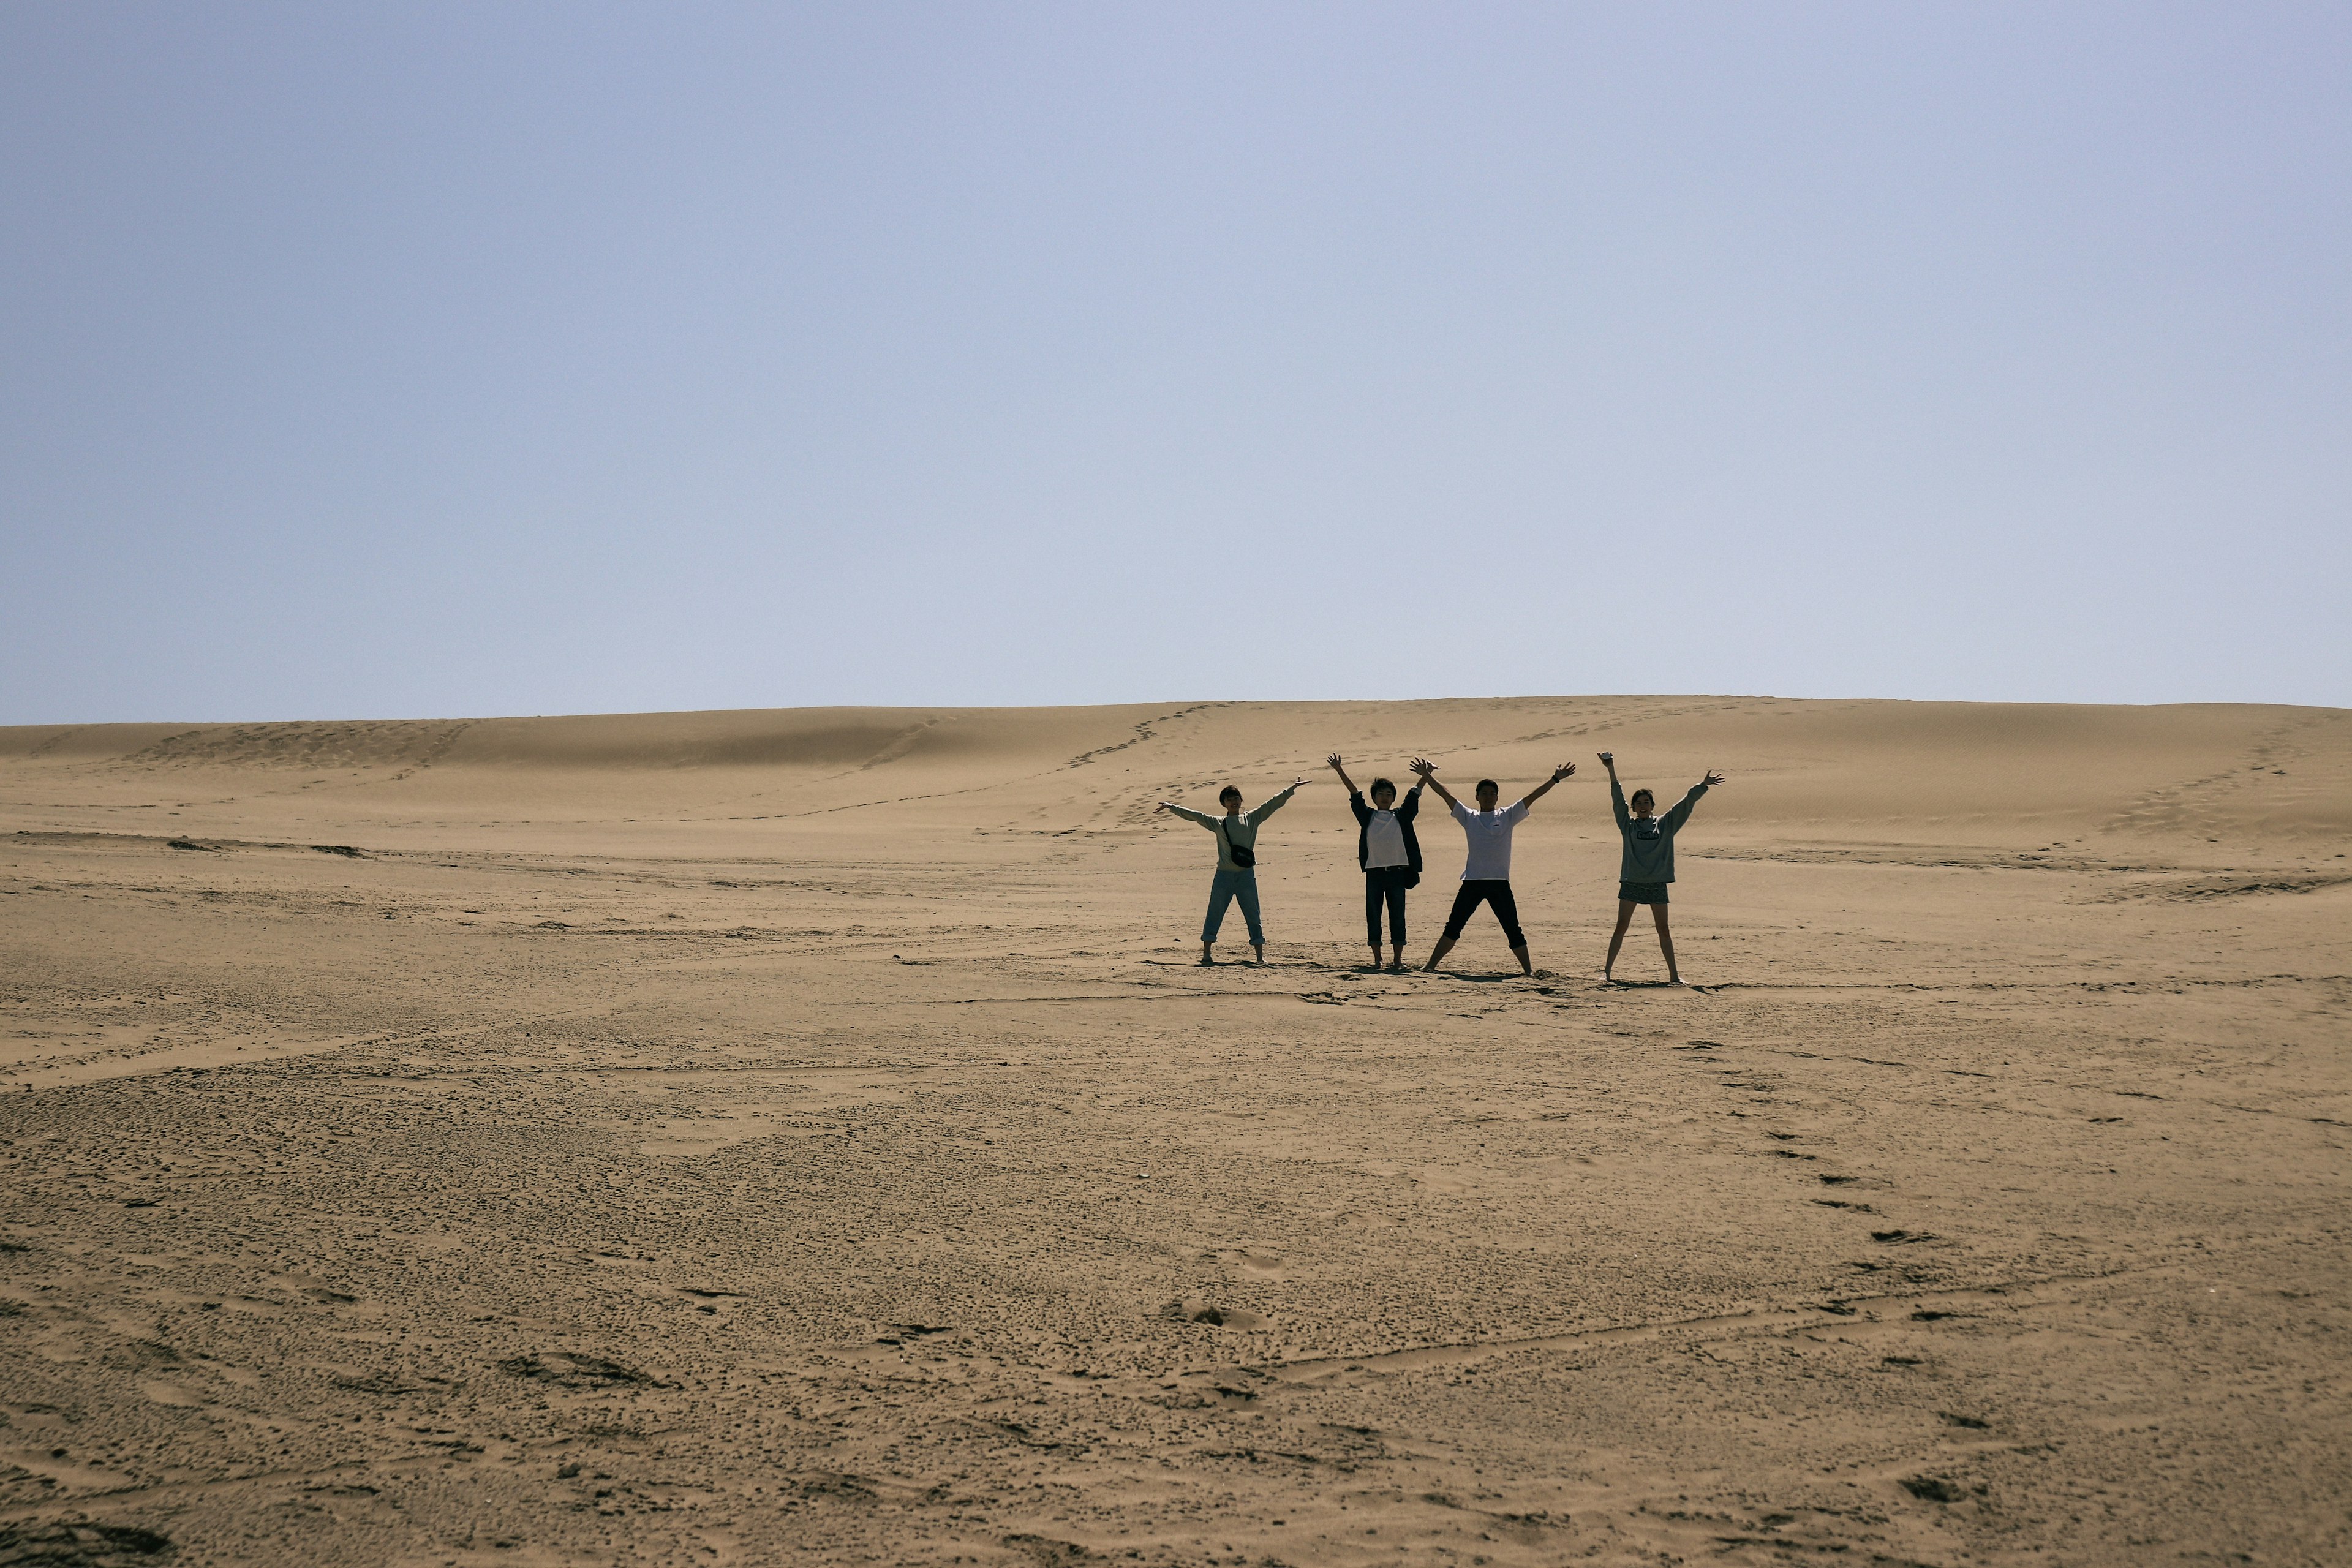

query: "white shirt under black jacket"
xmin=1363 ymin=809 xmax=1409 ymax=868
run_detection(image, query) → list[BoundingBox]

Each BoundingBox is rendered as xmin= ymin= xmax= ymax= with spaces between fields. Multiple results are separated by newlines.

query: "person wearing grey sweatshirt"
xmin=1599 ymin=752 xmax=1727 ymax=984
xmin=1156 ymin=777 xmax=1308 ymax=965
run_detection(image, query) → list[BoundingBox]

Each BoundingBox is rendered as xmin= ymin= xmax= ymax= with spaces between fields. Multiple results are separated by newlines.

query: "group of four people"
xmin=1156 ymin=752 xmax=1725 ymax=981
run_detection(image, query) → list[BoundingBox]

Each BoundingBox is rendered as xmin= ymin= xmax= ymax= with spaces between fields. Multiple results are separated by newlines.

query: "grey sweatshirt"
xmin=1167 ymin=786 xmax=1298 ymax=870
xmin=1611 ymin=778 xmax=1708 ymax=883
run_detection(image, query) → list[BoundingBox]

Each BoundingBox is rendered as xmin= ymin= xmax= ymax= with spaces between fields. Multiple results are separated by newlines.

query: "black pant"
xmin=1442 ymin=879 xmax=1524 ymax=947
xmin=1364 ymin=867 xmax=1411 ymax=946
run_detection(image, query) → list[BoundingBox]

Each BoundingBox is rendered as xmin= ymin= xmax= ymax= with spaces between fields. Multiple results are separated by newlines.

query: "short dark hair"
xmin=1476 ymin=778 xmax=1499 ymax=794
xmin=1370 ymin=777 xmax=1396 ymax=798
xmin=1629 ymin=786 xmax=1656 ymax=810
xmin=1218 ymin=784 xmax=1243 ymax=805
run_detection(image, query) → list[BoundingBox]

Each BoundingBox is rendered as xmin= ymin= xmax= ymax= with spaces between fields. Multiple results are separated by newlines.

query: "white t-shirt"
xmin=1451 ymin=799 xmax=1529 ymax=881
xmin=1364 ymin=810 xmax=1409 ymax=869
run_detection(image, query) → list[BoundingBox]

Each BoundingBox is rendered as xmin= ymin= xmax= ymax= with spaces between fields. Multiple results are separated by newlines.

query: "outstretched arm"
xmin=1409 ymin=757 xmax=1460 ymax=810
xmin=1155 ymin=801 xmax=1215 ymax=828
xmin=1661 ymin=771 xmax=1726 ymax=834
xmin=1600 ymin=752 xmax=1630 ymax=829
xmin=1325 ymin=753 xmax=1359 ymax=796
xmin=1250 ymin=776 xmax=1311 ymax=820
xmin=1518 ymin=761 xmax=1576 ymax=809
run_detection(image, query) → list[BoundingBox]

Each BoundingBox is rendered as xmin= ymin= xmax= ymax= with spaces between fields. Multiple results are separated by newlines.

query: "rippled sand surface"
xmin=2 ymin=697 xmax=2347 ymax=1567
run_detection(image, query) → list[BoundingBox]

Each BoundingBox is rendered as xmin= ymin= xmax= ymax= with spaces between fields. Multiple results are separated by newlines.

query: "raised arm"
xmin=1409 ymin=756 xmax=1460 ymax=810
xmin=1329 ymin=754 xmax=1376 ymax=824
xmin=1662 ymin=771 xmax=1726 ymax=833
xmin=1518 ymin=761 xmax=1576 ymax=810
xmin=1600 ymin=752 xmax=1630 ymax=829
xmin=1155 ymin=801 xmax=1215 ymax=829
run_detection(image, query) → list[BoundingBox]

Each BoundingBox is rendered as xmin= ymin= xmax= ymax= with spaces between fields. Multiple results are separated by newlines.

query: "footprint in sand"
xmin=1202 ymin=1246 xmax=1287 ymax=1279
xmin=873 ymin=1322 xmax=952 ymax=1345
xmin=1901 ymin=1475 xmax=1971 ymax=1502
xmin=1156 ymin=1298 xmax=1265 ymax=1329
xmin=0 ymin=1523 xmax=176 ymax=1562
xmin=497 ymin=1352 xmax=657 ymax=1388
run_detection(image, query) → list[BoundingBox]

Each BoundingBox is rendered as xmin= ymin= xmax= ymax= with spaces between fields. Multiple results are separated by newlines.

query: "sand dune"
xmin=2 ymin=695 xmax=2346 ymax=1566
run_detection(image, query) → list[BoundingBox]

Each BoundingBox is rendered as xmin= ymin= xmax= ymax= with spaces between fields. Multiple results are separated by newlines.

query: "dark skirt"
xmin=1619 ymin=880 xmax=1670 ymax=905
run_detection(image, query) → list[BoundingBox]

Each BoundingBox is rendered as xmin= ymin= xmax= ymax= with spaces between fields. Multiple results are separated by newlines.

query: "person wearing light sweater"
xmin=1156 ymin=777 xmax=1307 ymax=965
xmin=1599 ymin=752 xmax=1727 ymax=984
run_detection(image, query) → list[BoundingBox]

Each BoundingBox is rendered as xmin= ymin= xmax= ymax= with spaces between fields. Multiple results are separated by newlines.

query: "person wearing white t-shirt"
xmin=1411 ymin=755 xmax=1575 ymax=976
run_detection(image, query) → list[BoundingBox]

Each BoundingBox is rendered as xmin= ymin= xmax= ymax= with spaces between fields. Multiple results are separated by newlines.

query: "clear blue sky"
xmin=4 ymin=3 xmax=2346 ymax=723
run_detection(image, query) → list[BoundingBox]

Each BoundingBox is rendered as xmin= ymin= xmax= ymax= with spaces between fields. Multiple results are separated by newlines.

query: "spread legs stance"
xmin=1423 ymin=880 xmax=1532 ymax=976
xmin=1604 ymin=899 xmax=1678 ymax=984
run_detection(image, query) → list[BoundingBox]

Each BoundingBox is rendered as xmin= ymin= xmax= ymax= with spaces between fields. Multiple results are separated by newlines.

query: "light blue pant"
xmin=1202 ymin=867 xmax=1264 ymax=944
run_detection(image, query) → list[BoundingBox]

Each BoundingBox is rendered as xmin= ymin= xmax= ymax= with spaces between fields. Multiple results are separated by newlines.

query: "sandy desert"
xmin=1 ymin=695 xmax=2346 ymax=1568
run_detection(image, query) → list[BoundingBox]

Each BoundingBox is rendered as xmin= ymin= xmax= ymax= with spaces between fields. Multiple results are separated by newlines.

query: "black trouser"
xmin=1442 ymin=878 xmax=1524 ymax=947
xmin=1364 ymin=866 xmax=1412 ymax=946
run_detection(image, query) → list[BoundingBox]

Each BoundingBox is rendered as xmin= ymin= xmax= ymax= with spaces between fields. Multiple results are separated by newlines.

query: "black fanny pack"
xmin=1220 ymin=820 xmax=1256 ymax=869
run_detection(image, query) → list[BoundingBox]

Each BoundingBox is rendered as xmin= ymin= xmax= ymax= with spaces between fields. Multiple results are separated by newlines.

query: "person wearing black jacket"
xmin=1327 ymin=753 xmax=1422 ymax=971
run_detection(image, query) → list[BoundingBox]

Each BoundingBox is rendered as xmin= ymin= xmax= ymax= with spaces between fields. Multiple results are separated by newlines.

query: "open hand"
xmin=1550 ymin=762 xmax=1577 ymax=783
xmin=1325 ymin=752 xmax=1344 ymax=770
xmin=1291 ymin=775 xmax=1310 ymax=788
xmin=1703 ymin=769 xmax=1727 ymax=787
xmin=1597 ymin=751 xmax=1614 ymax=766
xmin=1153 ymin=801 xmax=1174 ymax=813
xmin=1409 ymin=756 xmax=1436 ymax=778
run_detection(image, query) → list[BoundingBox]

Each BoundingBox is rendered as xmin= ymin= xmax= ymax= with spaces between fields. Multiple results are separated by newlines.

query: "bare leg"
xmin=1604 ymin=900 xmax=1637 ymax=980
xmin=1510 ymin=942 xmax=1533 ymax=976
xmin=1652 ymin=904 xmax=1679 ymax=983
xmin=1423 ymin=935 xmax=1457 ymax=972
xmin=1199 ymin=940 xmax=1215 ymax=966
xmin=1389 ymin=943 xmax=1404 ymax=971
